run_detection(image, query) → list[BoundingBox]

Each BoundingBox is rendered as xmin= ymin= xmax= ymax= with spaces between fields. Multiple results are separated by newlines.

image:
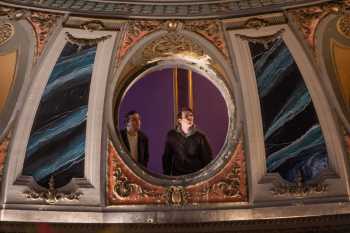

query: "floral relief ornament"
xmin=0 ymin=23 xmax=14 ymax=46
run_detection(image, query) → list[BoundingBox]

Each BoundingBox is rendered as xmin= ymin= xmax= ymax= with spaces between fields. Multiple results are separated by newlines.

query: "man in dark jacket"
xmin=162 ymin=108 xmax=212 ymax=176
xmin=120 ymin=111 xmax=149 ymax=168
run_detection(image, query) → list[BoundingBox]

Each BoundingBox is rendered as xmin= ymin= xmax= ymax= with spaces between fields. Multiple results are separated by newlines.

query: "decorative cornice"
xmin=0 ymin=0 xmax=332 ymax=19
xmin=23 ymin=176 xmax=82 ymax=204
xmin=0 ymin=22 xmax=14 ymax=46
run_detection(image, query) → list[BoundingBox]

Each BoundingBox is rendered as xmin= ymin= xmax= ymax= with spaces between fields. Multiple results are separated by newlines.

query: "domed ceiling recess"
xmin=1 ymin=0 xmax=331 ymax=19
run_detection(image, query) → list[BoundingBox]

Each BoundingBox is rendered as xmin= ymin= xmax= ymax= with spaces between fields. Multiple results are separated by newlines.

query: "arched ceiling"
xmin=0 ymin=0 xmax=330 ymax=19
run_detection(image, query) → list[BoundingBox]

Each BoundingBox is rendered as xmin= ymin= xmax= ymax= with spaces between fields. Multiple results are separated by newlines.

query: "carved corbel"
xmin=23 ymin=176 xmax=82 ymax=204
xmin=244 ymin=18 xmax=269 ymax=30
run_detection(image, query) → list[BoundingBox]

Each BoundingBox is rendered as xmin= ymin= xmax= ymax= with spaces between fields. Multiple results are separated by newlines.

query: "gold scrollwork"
xmin=23 ymin=176 xmax=82 ymax=204
xmin=271 ymin=174 xmax=328 ymax=198
xmin=337 ymin=14 xmax=350 ymax=39
xmin=0 ymin=23 xmax=14 ymax=46
xmin=80 ymin=20 xmax=106 ymax=32
xmin=143 ymin=33 xmax=205 ymax=60
xmin=200 ymin=162 xmax=241 ymax=198
xmin=164 ymin=186 xmax=190 ymax=206
xmin=65 ymin=32 xmax=111 ymax=50
xmin=113 ymin=164 xmax=158 ymax=199
xmin=244 ymin=18 xmax=269 ymax=30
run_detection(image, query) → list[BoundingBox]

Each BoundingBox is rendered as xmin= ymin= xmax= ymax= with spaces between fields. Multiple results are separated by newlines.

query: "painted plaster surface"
xmin=22 ymin=43 xmax=97 ymax=188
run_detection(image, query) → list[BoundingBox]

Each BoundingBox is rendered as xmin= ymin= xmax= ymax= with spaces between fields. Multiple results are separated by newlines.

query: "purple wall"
xmin=119 ymin=68 xmax=228 ymax=175
xmin=192 ymin=72 xmax=228 ymax=160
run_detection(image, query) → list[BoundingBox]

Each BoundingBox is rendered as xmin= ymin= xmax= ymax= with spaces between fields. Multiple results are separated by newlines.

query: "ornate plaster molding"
xmin=0 ymin=6 xmax=61 ymax=57
xmin=0 ymin=131 xmax=11 ymax=176
xmin=288 ymin=1 xmax=349 ymax=49
xmin=23 ymin=176 xmax=82 ymax=204
xmin=237 ymin=29 xmax=285 ymax=48
xmin=142 ymin=33 xmax=205 ymax=61
xmin=271 ymin=180 xmax=328 ymax=198
xmin=244 ymin=18 xmax=270 ymax=30
xmin=337 ymin=14 xmax=350 ymax=39
xmin=117 ymin=19 xmax=228 ymax=63
xmin=184 ymin=20 xmax=228 ymax=58
xmin=65 ymin=32 xmax=112 ymax=50
xmin=108 ymin=139 xmax=247 ymax=206
xmin=0 ymin=22 xmax=14 ymax=46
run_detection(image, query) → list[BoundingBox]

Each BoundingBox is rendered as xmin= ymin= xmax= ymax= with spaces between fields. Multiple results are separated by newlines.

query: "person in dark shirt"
xmin=162 ymin=108 xmax=212 ymax=176
xmin=120 ymin=111 xmax=149 ymax=168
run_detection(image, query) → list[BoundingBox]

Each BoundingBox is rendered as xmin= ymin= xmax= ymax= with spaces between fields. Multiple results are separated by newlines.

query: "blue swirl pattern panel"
xmin=22 ymin=43 xmax=97 ymax=188
xmin=248 ymin=38 xmax=329 ymax=183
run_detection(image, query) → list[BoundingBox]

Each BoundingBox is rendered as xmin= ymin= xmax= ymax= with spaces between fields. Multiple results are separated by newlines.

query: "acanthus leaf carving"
xmin=23 ymin=176 xmax=82 ymax=204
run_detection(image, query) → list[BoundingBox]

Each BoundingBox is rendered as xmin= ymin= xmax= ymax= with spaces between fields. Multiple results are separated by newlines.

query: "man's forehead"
xmin=182 ymin=111 xmax=193 ymax=116
xmin=130 ymin=113 xmax=140 ymax=119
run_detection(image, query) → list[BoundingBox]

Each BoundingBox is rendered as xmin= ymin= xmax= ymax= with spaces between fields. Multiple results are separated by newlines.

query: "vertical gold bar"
xmin=188 ymin=69 xmax=193 ymax=110
xmin=173 ymin=67 xmax=178 ymax=127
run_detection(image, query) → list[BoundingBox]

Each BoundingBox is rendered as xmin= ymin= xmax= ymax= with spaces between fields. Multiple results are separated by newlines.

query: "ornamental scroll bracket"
xmin=237 ymin=29 xmax=285 ymax=49
xmin=64 ymin=32 xmax=112 ymax=50
xmin=244 ymin=18 xmax=270 ymax=30
xmin=23 ymin=176 xmax=82 ymax=205
xmin=271 ymin=178 xmax=328 ymax=198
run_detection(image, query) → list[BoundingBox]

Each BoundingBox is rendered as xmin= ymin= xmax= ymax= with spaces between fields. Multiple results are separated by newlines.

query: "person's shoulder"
xmin=167 ymin=129 xmax=178 ymax=137
xmin=138 ymin=130 xmax=148 ymax=139
xmin=119 ymin=129 xmax=127 ymax=135
xmin=193 ymin=129 xmax=208 ymax=138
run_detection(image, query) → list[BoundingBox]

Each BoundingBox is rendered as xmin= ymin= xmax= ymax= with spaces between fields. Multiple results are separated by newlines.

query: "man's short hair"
xmin=176 ymin=107 xmax=193 ymax=120
xmin=125 ymin=110 xmax=139 ymax=123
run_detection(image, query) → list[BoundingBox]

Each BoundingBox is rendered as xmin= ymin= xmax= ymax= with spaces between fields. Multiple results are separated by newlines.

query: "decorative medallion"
xmin=0 ymin=132 xmax=11 ymax=176
xmin=288 ymin=2 xmax=345 ymax=49
xmin=337 ymin=14 xmax=350 ymax=39
xmin=23 ymin=176 xmax=82 ymax=204
xmin=164 ymin=186 xmax=189 ymax=206
xmin=142 ymin=33 xmax=205 ymax=61
xmin=0 ymin=23 xmax=14 ymax=46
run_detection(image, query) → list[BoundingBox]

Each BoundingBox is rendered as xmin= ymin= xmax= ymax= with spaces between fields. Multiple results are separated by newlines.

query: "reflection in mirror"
xmin=118 ymin=67 xmax=228 ymax=176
